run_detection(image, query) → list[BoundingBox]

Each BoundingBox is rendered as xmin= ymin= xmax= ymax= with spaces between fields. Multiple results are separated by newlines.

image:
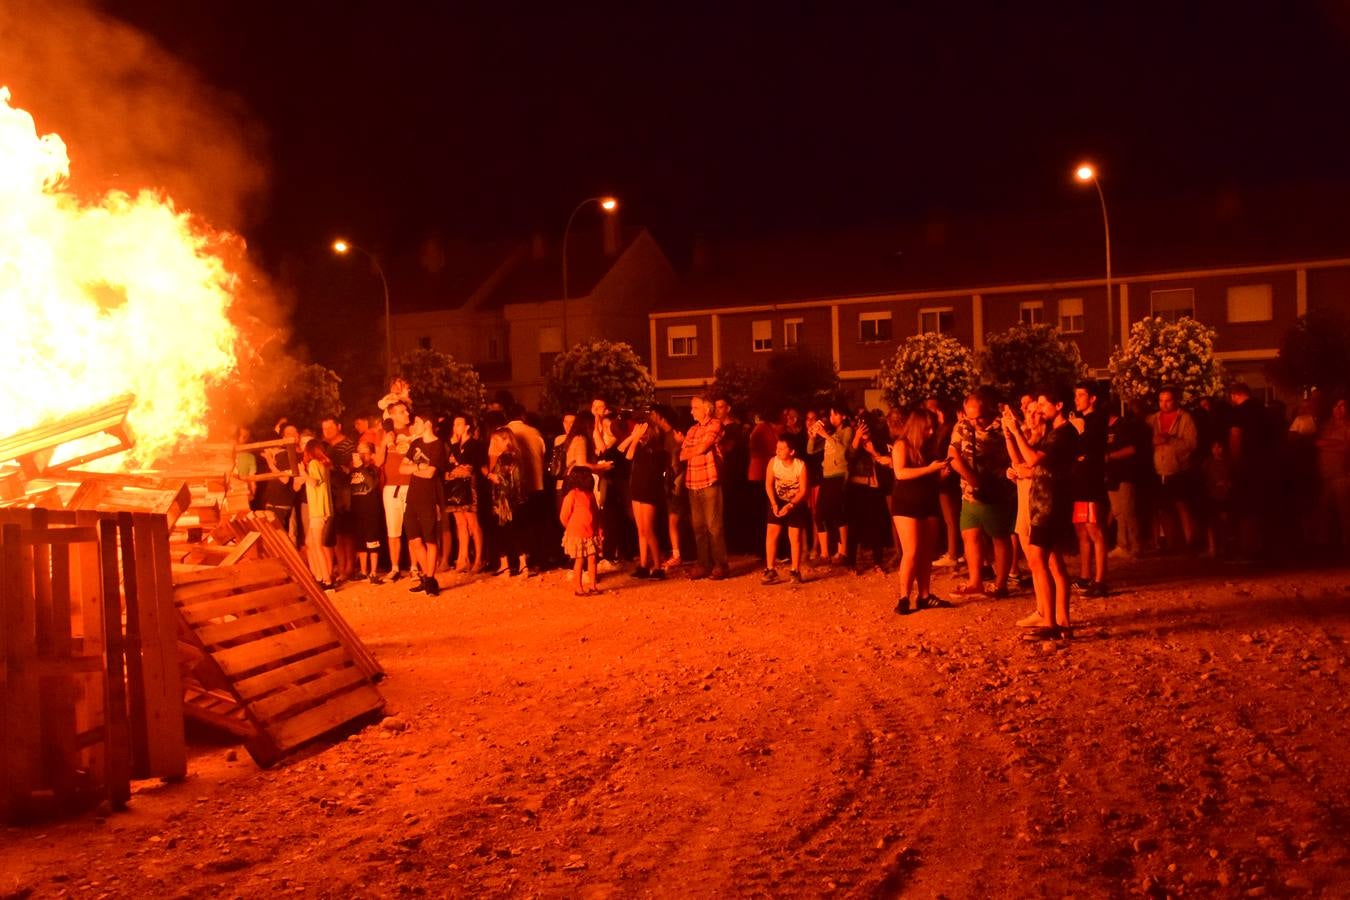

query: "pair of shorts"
xmin=769 ymin=496 xmax=811 ymax=530
xmin=959 ymin=498 xmax=1015 ymax=538
xmin=403 ymin=503 xmax=440 ymax=544
xmin=1072 ymin=500 xmax=1106 ymax=525
xmin=1156 ymin=471 xmax=1198 ymax=504
xmin=383 ymin=484 xmax=407 ymax=537
xmin=815 ymin=478 xmax=846 ymax=529
xmin=1029 ymin=517 xmax=1075 ymax=553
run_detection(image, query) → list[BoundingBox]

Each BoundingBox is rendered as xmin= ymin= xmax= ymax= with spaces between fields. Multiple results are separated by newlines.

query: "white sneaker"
xmin=932 ymin=554 xmax=959 ymax=568
xmin=597 ymin=559 xmax=619 ymax=574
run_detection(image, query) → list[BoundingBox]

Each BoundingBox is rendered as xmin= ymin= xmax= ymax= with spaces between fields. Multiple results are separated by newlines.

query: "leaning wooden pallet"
xmin=172 ymin=556 xmax=385 ymax=766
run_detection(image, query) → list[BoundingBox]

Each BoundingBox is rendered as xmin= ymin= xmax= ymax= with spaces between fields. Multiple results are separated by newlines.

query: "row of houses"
xmin=387 ymin=210 xmax=1350 ymax=411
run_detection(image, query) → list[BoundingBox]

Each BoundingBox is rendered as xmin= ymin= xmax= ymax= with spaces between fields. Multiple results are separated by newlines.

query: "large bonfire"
xmin=0 ymin=87 xmax=239 ymax=465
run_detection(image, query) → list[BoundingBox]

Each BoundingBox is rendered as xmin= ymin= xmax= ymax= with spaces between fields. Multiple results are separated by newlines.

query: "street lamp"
xmin=561 ymin=195 xmax=619 ymax=350
xmin=1074 ymin=162 xmax=1114 ymax=352
xmin=332 ymin=238 xmax=393 ymax=382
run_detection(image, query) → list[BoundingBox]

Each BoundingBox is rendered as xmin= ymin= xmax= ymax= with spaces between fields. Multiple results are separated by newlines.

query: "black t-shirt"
xmin=1070 ymin=409 xmax=1108 ymax=501
xmin=326 ymin=436 xmax=356 ymax=492
xmin=263 ymin=449 xmax=298 ymax=508
xmin=405 ymin=437 xmax=447 ymax=510
xmin=1105 ymin=414 xmax=1150 ymax=488
xmin=349 ymin=463 xmax=378 ymax=499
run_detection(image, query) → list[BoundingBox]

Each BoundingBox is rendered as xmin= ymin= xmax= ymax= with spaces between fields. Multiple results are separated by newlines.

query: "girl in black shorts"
xmin=890 ymin=408 xmax=952 ymax=614
xmin=762 ymin=437 xmax=810 ymax=584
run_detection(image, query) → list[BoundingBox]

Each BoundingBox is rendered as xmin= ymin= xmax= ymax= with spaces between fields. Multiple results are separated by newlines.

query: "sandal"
xmin=950 ymin=583 xmax=985 ymax=597
xmin=1021 ymin=626 xmax=1060 ymax=641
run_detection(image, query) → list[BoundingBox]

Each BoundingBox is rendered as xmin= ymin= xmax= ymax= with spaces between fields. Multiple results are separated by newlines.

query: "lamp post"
xmin=332 ymin=239 xmax=393 ymax=382
xmin=1074 ymin=163 xmax=1114 ymax=353
xmin=560 ymin=196 xmax=618 ymax=350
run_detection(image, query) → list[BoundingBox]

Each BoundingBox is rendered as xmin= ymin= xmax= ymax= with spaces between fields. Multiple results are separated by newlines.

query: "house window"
xmin=417 ymin=336 xmax=432 ymax=350
xmin=667 ymin=324 xmax=698 ymax=358
xmin=1019 ymin=301 xmax=1044 ymax=325
xmin=1227 ymin=284 xmax=1273 ymax=323
xmin=919 ymin=307 xmax=954 ymax=335
xmin=858 ymin=311 xmax=893 ymax=343
xmin=1151 ymin=288 xmax=1195 ymax=322
xmin=784 ymin=318 xmax=803 ymax=348
xmin=752 ymin=319 xmax=773 ymax=352
xmin=1058 ymin=297 xmax=1085 ymax=333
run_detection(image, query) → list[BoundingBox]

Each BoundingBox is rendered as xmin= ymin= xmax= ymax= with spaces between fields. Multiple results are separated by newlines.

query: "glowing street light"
xmin=561 ymin=195 xmax=619 ymax=349
xmin=1074 ymin=162 xmax=1114 ymax=351
xmin=331 ymin=237 xmax=393 ymax=381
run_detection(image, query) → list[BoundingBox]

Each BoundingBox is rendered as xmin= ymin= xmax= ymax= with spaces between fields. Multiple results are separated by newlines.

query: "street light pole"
xmin=1075 ymin=164 xmax=1114 ymax=353
xmin=333 ymin=239 xmax=393 ymax=383
xmin=560 ymin=196 xmax=618 ymax=351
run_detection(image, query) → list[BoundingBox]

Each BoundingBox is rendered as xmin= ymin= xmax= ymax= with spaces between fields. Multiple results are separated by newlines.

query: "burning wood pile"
xmin=0 ymin=399 xmax=385 ymax=824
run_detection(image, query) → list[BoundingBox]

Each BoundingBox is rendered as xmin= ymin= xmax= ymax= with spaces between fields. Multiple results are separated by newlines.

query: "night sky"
xmin=86 ymin=1 xmax=1350 ymax=347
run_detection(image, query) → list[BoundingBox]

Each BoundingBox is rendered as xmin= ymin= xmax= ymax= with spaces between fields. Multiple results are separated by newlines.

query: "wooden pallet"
xmin=0 ymin=396 xmax=136 ymax=477
xmin=173 ymin=555 xmax=384 ymax=766
xmin=0 ymin=508 xmax=186 ymax=823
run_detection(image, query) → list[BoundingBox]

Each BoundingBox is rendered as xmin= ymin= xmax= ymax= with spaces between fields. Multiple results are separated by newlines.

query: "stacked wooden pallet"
xmin=0 ymin=508 xmax=186 ymax=823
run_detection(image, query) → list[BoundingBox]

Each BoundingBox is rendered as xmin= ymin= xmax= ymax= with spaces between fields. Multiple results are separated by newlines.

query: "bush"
xmin=751 ymin=347 xmax=841 ymax=416
xmin=541 ymin=339 xmax=655 ymax=415
xmin=253 ymin=362 xmax=344 ymax=432
xmin=875 ymin=333 xmax=978 ymax=410
xmin=710 ymin=362 xmax=758 ymax=418
xmin=1109 ymin=316 xmax=1224 ymax=407
xmin=980 ymin=323 xmax=1088 ymax=401
xmin=393 ymin=348 xmax=485 ymax=418
xmin=1269 ymin=307 xmax=1350 ymax=398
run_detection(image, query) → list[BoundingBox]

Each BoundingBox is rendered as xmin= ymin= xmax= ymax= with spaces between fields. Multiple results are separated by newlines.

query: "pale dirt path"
xmin=2 ymin=558 xmax=1349 ymax=898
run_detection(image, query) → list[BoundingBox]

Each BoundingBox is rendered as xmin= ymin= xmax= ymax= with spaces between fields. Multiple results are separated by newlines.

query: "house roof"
xmin=662 ymin=184 xmax=1350 ymax=311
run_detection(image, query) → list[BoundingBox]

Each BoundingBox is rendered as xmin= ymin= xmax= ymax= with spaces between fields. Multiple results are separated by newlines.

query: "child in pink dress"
xmin=559 ymin=468 xmax=602 ymax=595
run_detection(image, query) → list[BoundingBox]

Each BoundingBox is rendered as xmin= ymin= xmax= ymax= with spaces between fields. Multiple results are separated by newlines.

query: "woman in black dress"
xmin=620 ymin=412 xmax=670 ymax=578
xmin=890 ymin=408 xmax=953 ymax=614
xmin=444 ymin=414 xmax=485 ymax=572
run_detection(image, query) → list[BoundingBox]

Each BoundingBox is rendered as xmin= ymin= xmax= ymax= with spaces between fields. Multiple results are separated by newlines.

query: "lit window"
xmin=859 ymin=311 xmax=893 ymax=342
xmin=1019 ymin=301 xmax=1044 ymax=325
xmin=1151 ymin=288 xmax=1195 ymax=322
xmin=1058 ymin=297 xmax=1085 ymax=333
xmin=784 ymin=318 xmax=803 ymax=348
xmin=919 ymin=307 xmax=954 ymax=335
xmin=1226 ymin=284 xmax=1272 ymax=323
xmin=752 ymin=319 xmax=773 ymax=352
xmin=667 ymin=324 xmax=698 ymax=358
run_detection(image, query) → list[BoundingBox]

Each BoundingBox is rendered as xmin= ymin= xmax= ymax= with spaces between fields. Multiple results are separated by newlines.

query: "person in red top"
xmin=559 ymin=467 xmax=601 ymax=595
xmin=374 ymin=400 xmax=414 ymax=580
xmin=680 ymin=394 xmax=729 ymax=579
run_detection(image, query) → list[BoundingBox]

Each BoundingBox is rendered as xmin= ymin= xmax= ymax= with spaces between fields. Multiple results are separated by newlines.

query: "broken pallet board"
xmin=0 ymin=396 xmax=136 ymax=477
xmin=172 ymin=557 xmax=384 ymax=766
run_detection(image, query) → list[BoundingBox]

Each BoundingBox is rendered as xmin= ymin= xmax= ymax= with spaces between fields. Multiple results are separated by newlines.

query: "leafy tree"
xmin=875 ymin=333 xmax=978 ymax=410
xmin=253 ymin=362 xmax=344 ymax=432
xmin=710 ymin=362 xmax=758 ymax=417
xmin=541 ymin=339 xmax=655 ymax=415
xmin=1269 ymin=307 xmax=1350 ymax=398
xmin=980 ymin=323 xmax=1088 ymax=401
xmin=750 ymin=347 xmax=841 ymax=416
xmin=393 ymin=348 xmax=485 ymax=417
xmin=1109 ymin=316 xmax=1224 ymax=407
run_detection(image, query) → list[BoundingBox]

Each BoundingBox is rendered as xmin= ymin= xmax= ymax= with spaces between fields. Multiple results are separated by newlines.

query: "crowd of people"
xmin=236 ymin=375 xmax=1350 ymax=639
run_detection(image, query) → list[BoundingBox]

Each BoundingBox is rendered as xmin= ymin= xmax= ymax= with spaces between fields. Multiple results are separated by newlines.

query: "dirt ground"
xmin=3 ymin=553 xmax=1350 ymax=898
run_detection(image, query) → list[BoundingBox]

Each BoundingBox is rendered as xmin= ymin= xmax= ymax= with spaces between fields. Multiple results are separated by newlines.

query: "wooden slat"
xmin=210 ymin=621 xmax=340 ymax=677
xmin=173 ymin=557 xmax=289 ymax=597
xmin=117 ymin=513 xmax=150 ymax=778
xmin=43 ymin=536 xmax=79 ymax=796
xmin=193 ymin=600 xmax=320 ymax=647
xmin=177 ymin=582 xmax=307 ymax=625
xmin=141 ymin=515 xmax=186 ymax=780
xmin=220 ymin=531 xmax=261 ymax=566
xmin=231 ymin=646 xmax=352 ymax=702
xmin=18 ymin=527 xmax=99 ymax=545
xmin=182 ymin=685 xmax=255 ymax=738
xmin=266 ymin=684 xmax=384 ymax=752
xmin=1 ymin=522 xmax=38 ymax=820
xmin=248 ymin=665 xmax=368 ymax=723
xmin=72 ymin=511 xmax=107 ymax=791
xmin=98 ymin=518 xmax=130 ymax=809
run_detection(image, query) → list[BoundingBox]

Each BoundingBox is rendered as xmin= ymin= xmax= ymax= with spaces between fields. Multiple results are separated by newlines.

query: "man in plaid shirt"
xmin=680 ymin=394 xmax=729 ymax=579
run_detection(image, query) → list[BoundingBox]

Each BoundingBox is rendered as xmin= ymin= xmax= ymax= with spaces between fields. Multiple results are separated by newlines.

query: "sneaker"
xmin=950 ymin=582 xmax=985 ymax=598
xmin=932 ymin=553 xmax=958 ymax=568
xmin=1072 ymin=577 xmax=1092 ymax=590
xmin=349 ymin=571 xmax=367 ymax=583
xmin=424 ymin=576 xmax=441 ymax=597
xmin=664 ymin=555 xmax=682 ymax=570
xmin=369 ymin=574 xmax=384 ymax=585
xmin=761 ymin=568 xmax=780 ymax=585
xmin=633 ymin=566 xmax=650 ymax=579
xmin=597 ymin=559 xmax=620 ymax=574
xmin=917 ymin=595 xmax=955 ymax=610
xmin=409 ymin=580 xmax=425 ymax=593
xmin=894 ymin=596 xmax=912 ymax=615
xmin=390 ymin=570 xmax=406 ymax=582
xmin=649 ymin=568 xmax=667 ymax=581
xmin=1084 ymin=581 xmax=1109 ymax=598
xmin=789 ymin=569 xmax=803 ymax=584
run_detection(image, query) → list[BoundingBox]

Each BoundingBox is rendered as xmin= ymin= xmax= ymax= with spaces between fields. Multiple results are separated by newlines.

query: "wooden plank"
xmin=72 ymin=511 xmax=106 ymax=798
xmin=193 ymin=600 xmax=320 ymax=647
xmin=266 ymin=684 xmax=384 ymax=752
xmin=182 ymin=685 xmax=255 ymax=738
xmin=18 ymin=527 xmax=99 ymax=545
xmin=98 ymin=519 xmax=130 ymax=810
xmin=0 ymin=522 xmax=35 ymax=820
xmin=220 ymin=531 xmax=261 ymax=566
xmin=249 ymin=665 xmax=368 ymax=723
xmin=139 ymin=515 xmax=186 ymax=780
xmin=44 ymin=535 xmax=79 ymax=797
xmin=173 ymin=557 xmax=289 ymax=598
xmin=176 ymin=583 xmax=308 ymax=625
xmin=210 ymin=621 xmax=340 ymax=677
xmin=231 ymin=646 xmax=351 ymax=702
xmin=117 ymin=513 xmax=150 ymax=778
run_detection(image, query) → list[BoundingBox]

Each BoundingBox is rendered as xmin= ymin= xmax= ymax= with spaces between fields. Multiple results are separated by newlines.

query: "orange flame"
xmin=0 ymin=87 xmax=238 ymax=464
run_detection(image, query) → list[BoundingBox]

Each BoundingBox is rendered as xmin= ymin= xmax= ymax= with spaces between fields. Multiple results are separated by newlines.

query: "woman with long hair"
xmin=890 ymin=408 xmax=952 ymax=614
xmin=845 ymin=409 xmax=892 ymax=574
xmin=444 ymin=414 xmax=485 ymax=573
xmin=619 ymin=412 xmax=669 ymax=579
xmin=302 ymin=437 xmax=336 ymax=589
